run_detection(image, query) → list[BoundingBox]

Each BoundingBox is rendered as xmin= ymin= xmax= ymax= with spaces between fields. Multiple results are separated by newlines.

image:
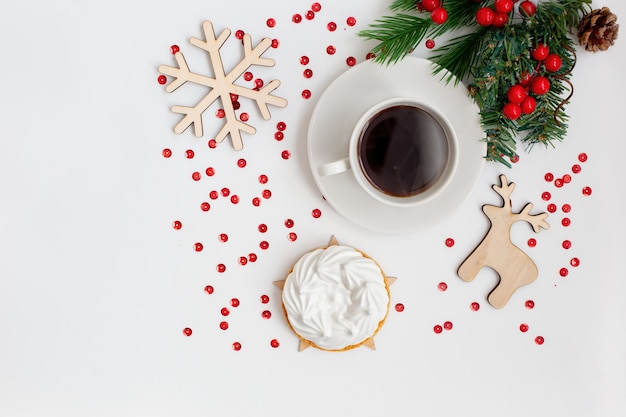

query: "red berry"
xmin=519 ymin=71 xmax=533 ymax=87
xmin=503 ymin=103 xmax=521 ymax=120
xmin=421 ymin=0 xmax=440 ymax=12
xmin=520 ymin=96 xmax=537 ymax=114
xmin=507 ymin=85 xmax=527 ymax=103
xmin=431 ymin=7 xmax=448 ymax=24
xmin=531 ymin=43 xmax=549 ymax=61
xmin=519 ymin=0 xmax=537 ymax=17
xmin=492 ymin=12 xmax=509 ymax=27
xmin=476 ymin=7 xmax=495 ymax=26
xmin=494 ymin=0 xmax=514 ymax=14
xmin=544 ymin=54 xmax=563 ymax=72
xmin=530 ymin=76 xmax=550 ymax=95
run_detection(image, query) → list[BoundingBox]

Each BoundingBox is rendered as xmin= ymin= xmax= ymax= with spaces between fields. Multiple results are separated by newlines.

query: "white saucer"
xmin=307 ymin=57 xmax=485 ymax=233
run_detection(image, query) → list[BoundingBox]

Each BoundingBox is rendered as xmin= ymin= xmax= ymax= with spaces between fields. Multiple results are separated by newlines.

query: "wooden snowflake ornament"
xmin=458 ymin=175 xmax=550 ymax=309
xmin=158 ymin=21 xmax=287 ymax=150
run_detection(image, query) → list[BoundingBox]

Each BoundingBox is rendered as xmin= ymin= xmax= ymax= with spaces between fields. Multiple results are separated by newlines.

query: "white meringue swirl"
xmin=282 ymin=245 xmax=389 ymax=350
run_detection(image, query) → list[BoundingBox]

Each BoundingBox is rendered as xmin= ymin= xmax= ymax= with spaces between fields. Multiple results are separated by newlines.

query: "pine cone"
xmin=578 ymin=7 xmax=619 ymax=52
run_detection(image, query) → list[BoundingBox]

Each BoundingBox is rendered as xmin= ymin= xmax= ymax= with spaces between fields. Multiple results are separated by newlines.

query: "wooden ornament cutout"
xmin=458 ymin=175 xmax=550 ymax=309
xmin=158 ymin=21 xmax=287 ymax=150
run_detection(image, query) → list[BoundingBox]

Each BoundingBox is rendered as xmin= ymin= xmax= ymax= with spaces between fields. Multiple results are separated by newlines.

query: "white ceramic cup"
xmin=318 ymin=97 xmax=458 ymax=207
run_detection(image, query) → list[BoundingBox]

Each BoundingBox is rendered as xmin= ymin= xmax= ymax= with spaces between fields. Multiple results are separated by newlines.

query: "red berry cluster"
xmin=475 ymin=0 xmax=536 ymax=28
xmin=417 ymin=0 xmax=448 ymax=25
xmin=502 ymin=43 xmax=562 ymax=120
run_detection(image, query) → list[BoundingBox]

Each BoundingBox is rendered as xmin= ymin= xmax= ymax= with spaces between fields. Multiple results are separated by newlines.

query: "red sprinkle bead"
xmin=347 ymin=16 xmax=357 ymax=26
xmin=366 ymin=52 xmax=376 ymax=60
xmin=582 ymin=186 xmax=592 ymax=196
xmin=208 ymin=139 xmax=217 ymax=148
xmin=260 ymin=241 xmax=269 ymax=250
xmin=185 ymin=149 xmax=195 ymax=159
xmin=559 ymin=267 xmax=569 ymax=277
xmin=570 ymin=257 xmax=580 ymax=267
xmin=270 ymin=339 xmax=280 ymax=348
xmin=262 ymin=310 xmax=272 ymax=319
xmin=192 ymin=172 xmax=201 ymax=181
xmin=433 ymin=325 xmax=443 ymax=334
xmin=243 ymin=71 xmax=253 ymax=81
xmin=572 ymin=164 xmax=581 ymax=174
xmin=312 ymin=2 xmax=322 ymax=12
xmin=248 ymin=253 xmax=258 ymax=262
xmin=563 ymin=174 xmax=572 ymax=184
xmin=547 ymin=203 xmax=557 ymax=213
xmin=395 ymin=303 xmax=405 ymax=312
xmin=519 ymin=323 xmax=529 ymax=333
xmin=300 ymin=56 xmax=309 ymax=65
xmin=562 ymin=203 xmax=571 ymax=213
xmin=261 ymin=295 xmax=270 ymax=304
xmin=445 ymin=238 xmax=455 ymax=247
xmin=470 ymin=302 xmax=480 ymax=311
xmin=544 ymin=172 xmax=554 ymax=182
xmin=258 ymin=223 xmax=268 ymax=233
xmin=274 ymin=131 xmax=284 ymax=141
xmin=426 ymin=39 xmax=435 ymax=49
xmin=219 ymin=233 xmax=228 ymax=243
xmin=301 ymin=90 xmax=311 ymax=99
xmin=327 ymin=21 xmax=337 ymax=31
xmin=535 ymin=336 xmax=545 ymax=345
xmin=525 ymin=300 xmax=535 ymax=309
xmin=194 ymin=243 xmax=203 ymax=252
xmin=305 ymin=10 xmax=315 ymax=20
xmin=217 ymin=264 xmax=226 ymax=273
xmin=239 ymin=256 xmax=248 ymax=266
xmin=578 ymin=153 xmax=588 ymax=162
xmin=541 ymin=191 xmax=551 ymax=201
xmin=200 ymin=202 xmax=210 ymax=211
xmin=231 ymin=298 xmax=240 ymax=307
xmin=292 ymin=14 xmax=302 ymax=23
xmin=221 ymin=307 xmax=230 ymax=316
xmin=266 ymin=18 xmax=276 ymax=28
xmin=284 ymin=219 xmax=294 ymax=228
xmin=443 ymin=321 xmax=453 ymax=330
xmin=258 ymin=174 xmax=269 ymax=184
xmin=162 ymin=148 xmax=172 ymax=158
xmin=221 ymin=188 xmax=230 ymax=197
xmin=288 ymin=232 xmax=298 ymax=242
xmin=230 ymin=195 xmax=240 ymax=204
xmin=183 ymin=327 xmax=192 ymax=336
xmin=276 ymin=121 xmax=286 ymax=131
xmin=157 ymin=75 xmax=167 ymax=85
xmin=209 ymin=190 xmax=219 ymax=200
xmin=312 ymin=208 xmax=322 ymax=218
xmin=527 ymin=238 xmax=537 ymax=247
xmin=252 ymin=197 xmax=261 ymax=206
xmin=219 ymin=321 xmax=229 ymax=330
xmin=562 ymin=240 xmax=571 ymax=249
xmin=204 ymin=285 xmax=214 ymax=294
xmin=346 ymin=56 xmax=356 ymax=66
xmin=216 ymin=109 xmax=225 ymax=118
xmin=240 ymin=112 xmax=249 ymax=122
xmin=172 ymin=220 xmax=182 ymax=230
xmin=326 ymin=45 xmax=336 ymax=55
xmin=237 ymin=158 xmax=247 ymax=168
xmin=562 ymin=217 xmax=571 ymax=227
xmin=438 ymin=282 xmax=448 ymax=291
xmin=235 ymin=30 xmax=244 ymax=40
xmin=232 ymin=342 xmax=242 ymax=351
xmin=262 ymin=189 xmax=272 ymax=199
xmin=554 ymin=178 xmax=564 ymax=188
xmin=170 ymin=45 xmax=180 ymax=54
xmin=281 ymin=150 xmax=291 ymax=159
xmin=205 ymin=167 xmax=215 ymax=176
xmin=255 ymin=78 xmax=264 ymax=88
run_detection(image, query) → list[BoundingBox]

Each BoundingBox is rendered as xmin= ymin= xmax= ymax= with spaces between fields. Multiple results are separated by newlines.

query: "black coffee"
xmin=358 ymin=105 xmax=448 ymax=198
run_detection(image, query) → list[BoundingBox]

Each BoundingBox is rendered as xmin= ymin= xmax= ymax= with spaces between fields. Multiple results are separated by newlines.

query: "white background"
xmin=1 ymin=1 xmax=624 ymax=416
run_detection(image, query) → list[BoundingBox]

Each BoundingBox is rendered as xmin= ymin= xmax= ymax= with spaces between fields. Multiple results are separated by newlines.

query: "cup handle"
xmin=318 ymin=158 xmax=350 ymax=177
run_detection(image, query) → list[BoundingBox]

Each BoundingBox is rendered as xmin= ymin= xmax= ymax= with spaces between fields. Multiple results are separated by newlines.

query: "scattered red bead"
xmin=270 ymin=339 xmax=280 ymax=348
xmin=582 ymin=186 xmax=592 ymax=196
xmin=235 ymin=30 xmax=244 ymax=40
xmin=312 ymin=208 xmax=322 ymax=218
xmin=262 ymin=189 xmax=272 ymax=199
xmin=525 ymin=300 xmax=535 ymax=309
xmin=230 ymin=195 xmax=240 ymax=204
xmin=219 ymin=321 xmax=229 ymax=330
xmin=261 ymin=295 xmax=270 ymax=304
xmin=157 ymin=75 xmax=167 ymax=85
xmin=206 ymin=167 xmax=215 ymax=176
xmin=172 ymin=220 xmax=182 ymax=230
xmin=327 ymin=21 xmax=337 ymax=31
xmin=366 ymin=52 xmax=376 ymax=59
xmin=535 ymin=336 xmax=545 ymax=345
xmin=395 ymin=303 xmax=405 ymax=312
xmin=559 ymin=267 xmax=569 ymax=277
xmin=231 ymin=298 xmax=240 ymax=307
xmin=192 ymin=172 xmax=201 ymax=181
xmin=200 ymin=202 xmax=210 ymax=211
xmin=562 ymin=203 xmax=571 ymax=213
xmin=183 ymin=327 xmax=192 ymax=336
xmin=252 ymin=197 xmax=261 ymax=206
xmin=209 ymin=190 xmax=219 ymax=200
xmin=258 ymin=174 xmax=269 ymax=184
xmin=185 ymin=149 xmax=195 ymax=159
xmin=216 ymin=264 xmax=226 ymax=273
xmin=248 ymin=253 xmax=258 ymax=262
xmin=194 ymin=243 xmax=203 ymax=252
xmin=271 ymin=39 xmax=280 ymax=48
xmin=541 ymin=191 xmax=551 ymax=201
xmin=266 ymin=18 xmax=276 ymax=28
xmin=346 ymin=56 xmax=356 ymax=66
xmin=554 ymin=178 xmax=564 ymax=188
xmin=243 ymin=71 xmax=253 ymax=81
xmin=260 ymin=241 xmax=269 ymax=250
xmin=162 ymin=148 xmax=172 ymax=158
xmin=216 ymin=109 xmax=225 ymax=118
xmin=274 ymin=131 xmax=284 ymax=141
xmin=470 ymin=302 xmax=480 ymax=311
xmin=240 ymin=112 xmax=249 ymax=122
xmin=527 ymin=238 xmax=536 ymax=247
xmin=433 ymin=325 xmax=443 ymax=334
xmin=284 ymin=219 xmax=294 ymax=228
xmin=305 ymin=10 xmax=315 ymax=20
xmin=302 ymin=90 xmax=311 ymax=99
xmin=221 ymin=187 xmax=230 ymax=197
xmin=239 ymin=256 xmax=248 ymax=265
xmin=219 ymin=233 xmax=228 ymax=243
xmin=572 ymin=164 xmax=581 ymax=174
xmin=292 ymin=14 xmax=302 ymax=23
xmin=300 ymin=56 xmax=309 ymax=65
xmin=221 ymin=307 xmax=230 ymax=316
xmin=208 ymin=139 xmax=217 ymax=148
xmin=237 ymin=158 xmax=247 ymax=168
xmin=544 ymin=172 xmax=554 ymax=182
xmin=570 ymin=257 xmax=580 ymax=267
xmin=563 ymin=174 xmax=572 ymax=184
xmin=578 ymin=153 xmax=588 ymax=162
xmin=346 ymin=16 xmax=357 ymax=26
xmin=288 ymin=232 xmax=298 ymax=242
xmin=262 ymin=310 xmax=272 ymax=319
xmin=312 ymin=2 xmax=322 ymax=12
xmin=170 ymin=44 xmax=180 ymax=54
xmin=562 ymin=217 xmax=571 ymax=227
xmin=425 ymin=39 xmax=436 ymax=49
xmin=204 ymin=285 xmax=214 ymax=294
xmin=326 ymin=45 xmax=336 ymax=55
xmin=443 ymin=321 xmax=453 ymax=330
xmin=258 ymin=223 xmax=268 ymax=233
xmin=281 ymin=150 xmax=291 ymax=159
xmin=547 ymin=203 xmax=557 ymax=213
xmin=562 ymin=240 xmax=571 ymax=249
xmin=445 ymin=238 xmax=455 ymax=247
xmin=519 ymin=323 xmax=529 ymax=333
xmin=438 ymin=282 xmax=448 ymax=291
xmin=232 ymin=342 xmax=242 ymax=351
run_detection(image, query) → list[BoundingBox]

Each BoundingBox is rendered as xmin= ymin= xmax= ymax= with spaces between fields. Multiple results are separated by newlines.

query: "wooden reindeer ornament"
xmin=458 ymin=175 xmax=550 ymax=309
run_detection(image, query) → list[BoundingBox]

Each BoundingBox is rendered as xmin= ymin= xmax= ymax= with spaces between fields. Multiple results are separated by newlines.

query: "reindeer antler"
xmin=517 ymin=203 xmax=550 ymax=233
xmin=492 ymin=174 xmax=515 ymax=211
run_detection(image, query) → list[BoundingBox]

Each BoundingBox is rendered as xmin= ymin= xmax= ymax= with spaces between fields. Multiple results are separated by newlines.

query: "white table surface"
xmin=1 ymin=1 xmax=624 ymax=416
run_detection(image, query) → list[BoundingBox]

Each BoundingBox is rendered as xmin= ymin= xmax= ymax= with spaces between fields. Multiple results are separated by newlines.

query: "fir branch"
xmin=359 ymin=14 xmax=431 ymax=64
xmin=390 ymin=0 xmax=420 ymax=12
xmin=431 ymin=28 xmax=489 ymax=83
